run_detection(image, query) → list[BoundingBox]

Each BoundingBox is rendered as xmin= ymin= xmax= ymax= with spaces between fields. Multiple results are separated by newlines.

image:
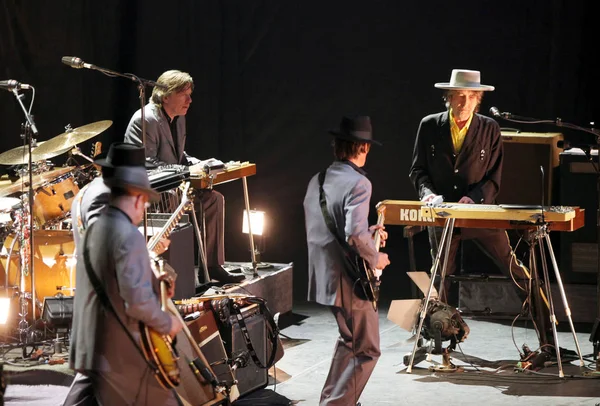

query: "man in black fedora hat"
xmin=64 ymin=143 xmax=176 ymax=406
xmin=65 ymin=142 xmax=181 ymax=405
xmin=304 ymin=115 xmax=390 ymax=406
xmin=409 ymin=69 xmax=550 ymax=345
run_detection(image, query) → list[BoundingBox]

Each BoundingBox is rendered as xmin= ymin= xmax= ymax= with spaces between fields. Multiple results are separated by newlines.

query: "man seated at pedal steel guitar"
xmin=124 ymin=69 xmax=243 ymax=284
xmin=408 ymin=69 xmax=551 ymax=342
xmin=304 ymin=115 xmax=390 ymax=406
xmin=65 ymin=145 xmax=184 ymax=405
xmin=71 ymin=142 xmax=170 ymax=254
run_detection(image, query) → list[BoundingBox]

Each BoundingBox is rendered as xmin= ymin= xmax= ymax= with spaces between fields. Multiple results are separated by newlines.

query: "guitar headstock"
xmin=178 ymin=181 xmax=194 ymax=208
xmin=91 ymin=141 xmax=102 ymax=158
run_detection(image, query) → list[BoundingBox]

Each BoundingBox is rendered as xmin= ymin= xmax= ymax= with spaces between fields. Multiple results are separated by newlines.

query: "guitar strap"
xmin=228 ymin=297 xmax=283 ymax=369
xmin=317 ymin=170 xmax=365 ymax=288
xmin=82 ymin=222 xmax=162 ymax=374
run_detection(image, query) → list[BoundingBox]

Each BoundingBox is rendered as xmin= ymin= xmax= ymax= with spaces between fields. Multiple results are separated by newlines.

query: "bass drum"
xmin=0 ymin=230 xmax=76 ymax=313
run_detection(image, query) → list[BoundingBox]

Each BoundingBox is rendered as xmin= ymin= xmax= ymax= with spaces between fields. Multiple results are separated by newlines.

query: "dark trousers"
xmin=427 ymin=227 xmax=551 ymax=340
xmin=320 ymin=275 xmax=381 ymax=406
xmin=194 ymin=189 xmax=225 ymax=269
xmin=63 ymin=373 xmax=98 ymax=406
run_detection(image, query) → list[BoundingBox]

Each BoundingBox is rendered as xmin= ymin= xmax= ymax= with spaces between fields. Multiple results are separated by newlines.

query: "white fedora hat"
xmin=434 ymin=69 xmax=495 ymax=91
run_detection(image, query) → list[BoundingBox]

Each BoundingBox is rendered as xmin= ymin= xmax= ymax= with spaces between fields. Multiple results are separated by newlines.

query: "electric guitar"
xmin=356 ymin=207 xmax=385 ymax=311
xmin=139 ymin=181 xmax=194 ymax=389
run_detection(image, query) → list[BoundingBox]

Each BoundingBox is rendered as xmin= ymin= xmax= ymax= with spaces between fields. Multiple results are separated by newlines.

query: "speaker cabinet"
xmin=162 ymin=223 xmax=196 ymax=300
xmin=189 ymin=304 xmax=269 ymax=398
xmin=188 ymin=311 xmax=236 ymax=386
xmin=498 ymin=131 xmax=564 ymax=205
xmin=222 ymin=304 xmax=269 ymax=397
xmin=559 ymin=149 xmax=598 ymax=284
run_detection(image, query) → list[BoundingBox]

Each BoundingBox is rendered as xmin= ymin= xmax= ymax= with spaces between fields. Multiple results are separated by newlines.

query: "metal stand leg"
xmin=536 ymin=230 xmax=564 ymax=376
xmin=528 ymin=239 xmax=547 ymax=345
xmin=543 ymin=232 xmax=585 ymax=368
xmin=437 ymin=220 xmax=455 ymax=304
xmin=407 ymin=218 xmax=455 ymax=374
xmin=190 ymin=205 xmax=210 ymax=284
xmin=241 ymin=177 xmax=258 ymax=277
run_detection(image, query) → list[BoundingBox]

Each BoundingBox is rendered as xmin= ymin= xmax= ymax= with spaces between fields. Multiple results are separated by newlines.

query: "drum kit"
xmin=0 ymin=120 xmax=111 ymax=337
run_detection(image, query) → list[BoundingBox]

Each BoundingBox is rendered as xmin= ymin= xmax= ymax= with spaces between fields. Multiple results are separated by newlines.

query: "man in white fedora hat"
xmin=409 ymin=69 xmax=550 ymax=346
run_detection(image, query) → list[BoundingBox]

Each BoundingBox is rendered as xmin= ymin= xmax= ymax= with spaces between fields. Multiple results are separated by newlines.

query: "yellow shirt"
xmin=449 ymin=109 xmax=473 ymax=154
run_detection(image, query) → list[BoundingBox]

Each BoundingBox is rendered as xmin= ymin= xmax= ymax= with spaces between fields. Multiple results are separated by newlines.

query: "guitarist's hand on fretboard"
xmin=369 ymin=224 xmax=388 ymax=248
xmin=153 ymin=237 xmax=171 ymax=256
xmin=168 ymin=314 xmax=184 ymax=338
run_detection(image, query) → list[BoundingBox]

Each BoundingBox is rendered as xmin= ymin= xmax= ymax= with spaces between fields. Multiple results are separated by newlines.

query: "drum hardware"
xmin=0 ymin=89 xmax=89 ymax=354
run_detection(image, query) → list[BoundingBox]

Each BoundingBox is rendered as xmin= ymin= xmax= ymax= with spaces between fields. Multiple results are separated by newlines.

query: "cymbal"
xmin=0 ymin=141 xmax=71 ymax=166
xmin=33 ymin=120 xmax=112 ymax=158
xmin=0 ymin=166 xmax=76 ymax=197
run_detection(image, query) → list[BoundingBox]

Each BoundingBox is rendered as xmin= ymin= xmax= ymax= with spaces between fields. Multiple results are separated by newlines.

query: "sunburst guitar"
xmin=139 ymin=182 xmax=194 ymax=389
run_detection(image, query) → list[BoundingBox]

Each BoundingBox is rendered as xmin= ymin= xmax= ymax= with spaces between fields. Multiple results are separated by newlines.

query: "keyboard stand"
xmin=406 ymin=217 xmax=456 ymax=373
xmin=526 ymin=224 xmax=584 ymax=376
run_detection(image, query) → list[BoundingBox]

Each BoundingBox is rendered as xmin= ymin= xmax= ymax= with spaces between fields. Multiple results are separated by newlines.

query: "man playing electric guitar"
xmin=303 ymin=115 xmax=390 ymax=406
xmin=65 ymin=143 xmax=183 ymax=406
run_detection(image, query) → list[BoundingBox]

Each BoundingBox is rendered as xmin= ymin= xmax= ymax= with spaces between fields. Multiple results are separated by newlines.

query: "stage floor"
xmin=272 ymin=300 xmax=600 ymax=406
xmin=3 ymin=300 xmax=600 ymax=405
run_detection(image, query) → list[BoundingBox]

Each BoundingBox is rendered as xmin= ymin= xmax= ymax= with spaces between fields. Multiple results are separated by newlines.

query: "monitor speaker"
xmin=497 ymin=131 xmax=563 ymax=205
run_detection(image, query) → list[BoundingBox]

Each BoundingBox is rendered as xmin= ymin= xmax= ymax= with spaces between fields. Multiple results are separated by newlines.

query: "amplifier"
xmin=559 ymin=149 xmax=598 ymax=284
xmin=162 ymin=223 xmax=196 ymax=300
xmin=498 ymin=131 xmax=564 ymax=205
xmin=147 ymin=212 xmax=190 ymax=226
xmin=224 ymin=304 xmax=269 ymax=397
xmin=188 ymin=304 xmax=269 ymax=397
xmin=41 ymin=296 xmax=74 ymax=330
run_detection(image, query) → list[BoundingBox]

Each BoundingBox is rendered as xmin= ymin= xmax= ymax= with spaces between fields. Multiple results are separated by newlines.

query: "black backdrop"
xmin=1 ymin=0 xmax=598 ymax=302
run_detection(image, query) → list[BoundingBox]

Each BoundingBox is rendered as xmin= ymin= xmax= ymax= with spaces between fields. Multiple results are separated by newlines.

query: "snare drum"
xmin=33 ymin=172 xmax=79 ymax=227
xmin=0 ymin=230 xmax=76 ymax=314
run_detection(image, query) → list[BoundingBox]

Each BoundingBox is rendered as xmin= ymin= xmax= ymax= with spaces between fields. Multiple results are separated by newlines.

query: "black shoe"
xmin=208 ymin=265 xmax=245 ymax=284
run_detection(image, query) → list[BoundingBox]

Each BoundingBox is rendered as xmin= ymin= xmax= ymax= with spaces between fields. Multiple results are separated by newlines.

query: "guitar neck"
xmin=147 ymin=182 xmax=190 ymax=251
xmin=373 ymin=208 xmax=385 ymax=253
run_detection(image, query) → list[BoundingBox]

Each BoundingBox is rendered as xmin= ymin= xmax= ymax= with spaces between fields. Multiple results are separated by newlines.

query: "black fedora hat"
xmin=104 ymin=165 xmax=160 ymax=202
xmin=329 ymin=115 xmax=382 ymax=146
xmin=94 ymin=142 xmax=156 ymax=168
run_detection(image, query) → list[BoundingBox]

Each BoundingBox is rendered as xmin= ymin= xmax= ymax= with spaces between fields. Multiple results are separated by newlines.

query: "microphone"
xmin=61 ymin=56 xmax=94 ymax=69
xmin=489 ymin=106 xmax=511 ymax=119
xmin=0 ymin=80 xmax=32 ymax=91
xmin=230 ymin=352 xmax=250 ymax=371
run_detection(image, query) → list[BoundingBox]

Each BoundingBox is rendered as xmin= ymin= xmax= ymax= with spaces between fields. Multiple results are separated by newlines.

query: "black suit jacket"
xmin=409 ymin=111 xmax=503 ymax=204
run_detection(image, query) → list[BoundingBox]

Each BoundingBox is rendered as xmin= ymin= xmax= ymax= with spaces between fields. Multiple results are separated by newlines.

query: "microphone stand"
xmin=74 ymin=62 xmax=167 ymax=240
xmin=10 ymin=89 xmax=38 ymax=325
xmin=496 ymin=113 xmax=600 ymax=369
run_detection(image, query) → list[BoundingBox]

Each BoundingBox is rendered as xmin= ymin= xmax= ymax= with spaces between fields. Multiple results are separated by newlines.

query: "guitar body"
xmin=354 ymin=208 xmax=385 ymax=311
xmin=354 ymin=258 xmax=380 ymax=311
xmin=140 ymin=322 xmax=181 ymax=389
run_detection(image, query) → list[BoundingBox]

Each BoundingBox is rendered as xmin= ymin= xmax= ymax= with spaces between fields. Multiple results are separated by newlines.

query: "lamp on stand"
xmin=242 ymin=209 xmax=272 ymax=270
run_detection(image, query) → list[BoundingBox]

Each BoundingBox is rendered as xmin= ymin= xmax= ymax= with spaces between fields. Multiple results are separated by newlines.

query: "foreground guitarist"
xmin=65 ymin=144 xmax=183 ymax=406
xmin=303 ymin=115 xmax=390 ymax=406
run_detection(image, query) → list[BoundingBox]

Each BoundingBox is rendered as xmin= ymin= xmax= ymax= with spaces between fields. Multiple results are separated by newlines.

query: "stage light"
xmin=242 ymin=209 xmax=264 ymax=236
xmin=0 ymin=298 xmax=10 ymax=325
xmin=242 ymin=209 xmax=272 ymax=269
